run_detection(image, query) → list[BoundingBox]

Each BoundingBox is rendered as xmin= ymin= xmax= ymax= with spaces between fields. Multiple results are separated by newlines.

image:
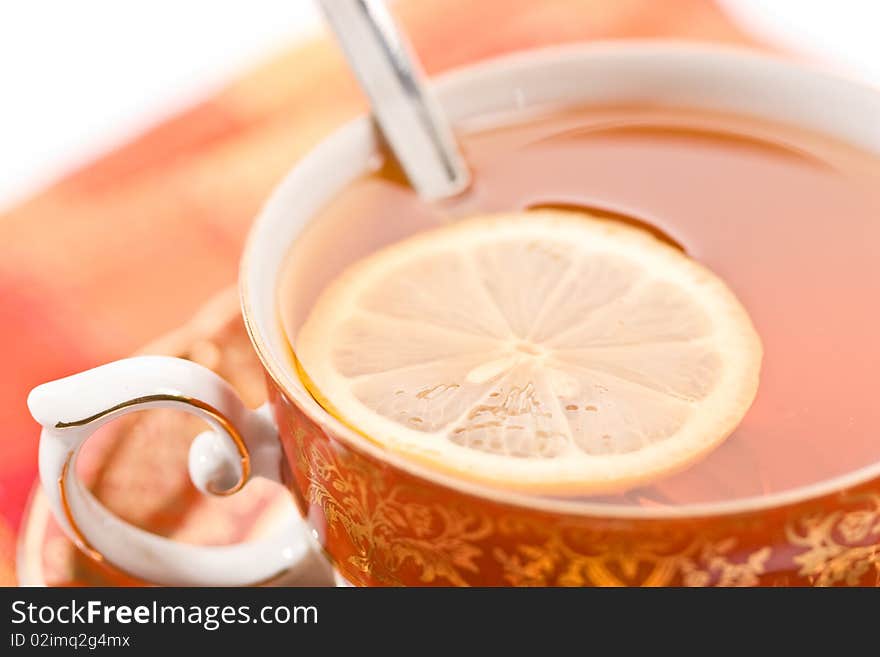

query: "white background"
xmin=1 ymin=0 xmax=879 ymax=211
xmin=0 ymin=1 xmax=322 ymax=210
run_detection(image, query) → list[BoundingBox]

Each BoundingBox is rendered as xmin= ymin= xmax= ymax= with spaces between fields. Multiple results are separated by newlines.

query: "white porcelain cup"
xmin=27 ymin=43 xmax=880 ymax=586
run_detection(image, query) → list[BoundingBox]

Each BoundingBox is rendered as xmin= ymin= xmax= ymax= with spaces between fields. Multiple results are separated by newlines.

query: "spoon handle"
xmin=317 ymin=0 xmax=471 ymax=201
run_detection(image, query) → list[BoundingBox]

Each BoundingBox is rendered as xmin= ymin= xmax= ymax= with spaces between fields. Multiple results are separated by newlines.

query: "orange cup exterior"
xmin=265 ymin=378 xmax=880 ymax=587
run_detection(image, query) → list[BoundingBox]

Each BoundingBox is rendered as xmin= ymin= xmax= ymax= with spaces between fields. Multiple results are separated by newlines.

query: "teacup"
xmin=28 ymin=43 xmax=880 ymax=586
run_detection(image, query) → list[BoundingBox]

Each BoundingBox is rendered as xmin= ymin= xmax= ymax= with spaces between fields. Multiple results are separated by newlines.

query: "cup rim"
xmin=240 ymin=39 xmax=880 ymax=520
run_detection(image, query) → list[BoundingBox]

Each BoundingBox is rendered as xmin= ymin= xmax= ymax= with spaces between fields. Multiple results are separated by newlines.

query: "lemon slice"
xmin=295 ymin=210 xmax=762 ymax=494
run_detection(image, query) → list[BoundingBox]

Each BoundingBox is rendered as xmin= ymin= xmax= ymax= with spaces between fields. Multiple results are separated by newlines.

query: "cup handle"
xmin=28 ymin=355 xmax=318 ymax=586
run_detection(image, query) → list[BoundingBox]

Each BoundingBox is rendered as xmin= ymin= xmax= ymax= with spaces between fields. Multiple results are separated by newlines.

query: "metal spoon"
xmin=317 ymin=0 xmax=471 ymax=201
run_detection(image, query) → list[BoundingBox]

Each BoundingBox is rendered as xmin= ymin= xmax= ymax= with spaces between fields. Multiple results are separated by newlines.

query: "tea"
xmin=279 ymin=104 xmax=880 ymax=506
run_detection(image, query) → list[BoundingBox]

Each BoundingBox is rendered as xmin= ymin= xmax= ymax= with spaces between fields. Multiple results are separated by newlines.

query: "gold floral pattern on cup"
xmin=274 ymin=387 xmax=880 ymax=587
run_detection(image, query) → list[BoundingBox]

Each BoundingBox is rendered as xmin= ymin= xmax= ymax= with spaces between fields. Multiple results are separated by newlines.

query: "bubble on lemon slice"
xmin=295 ymin=210 xmax=762 ymax=494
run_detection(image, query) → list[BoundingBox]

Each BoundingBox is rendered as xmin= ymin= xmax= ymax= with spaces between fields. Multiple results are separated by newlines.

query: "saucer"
xmin=16 ymin=289 xmax=333 ymax=586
